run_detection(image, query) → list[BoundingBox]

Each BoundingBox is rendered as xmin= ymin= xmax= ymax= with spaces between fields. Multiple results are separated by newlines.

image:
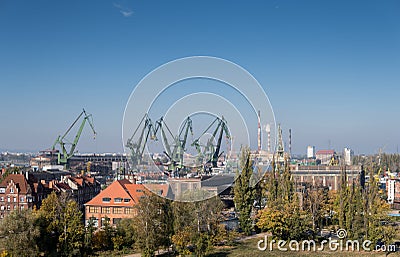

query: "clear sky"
xmin=0 ymin=0 xmax=399 ymax=155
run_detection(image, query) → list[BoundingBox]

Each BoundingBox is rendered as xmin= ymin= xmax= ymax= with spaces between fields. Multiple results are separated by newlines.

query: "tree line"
xmin=1 ymin=148 xmax=397 ymax=256
xmin=0 ymin=191 xmax=237 ymax=257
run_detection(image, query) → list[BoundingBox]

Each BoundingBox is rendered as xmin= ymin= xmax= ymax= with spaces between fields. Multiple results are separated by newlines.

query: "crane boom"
xmin=52 ymin=109 xmax=96 ymax=165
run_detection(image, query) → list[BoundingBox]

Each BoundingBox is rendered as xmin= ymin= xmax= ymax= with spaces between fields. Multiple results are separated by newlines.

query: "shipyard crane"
xmin=153 ymin=117 xmax=177 ymax=175
xmin=126 ymin=114 xmax=156 ymax=169
xmin=192 ymin=117 xmax=230 ymax=172
xmin=154 ymin=116 xmax=194 ymax=177
xmin=52 ymin=109 xmax=96 ymax=165
xmin=174 ymin=117 xmax=194 ymax=171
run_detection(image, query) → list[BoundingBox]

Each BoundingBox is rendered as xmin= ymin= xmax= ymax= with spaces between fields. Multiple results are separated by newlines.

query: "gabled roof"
xmin=0 ymin=174 xmax=31 ymax=194
xmin=124 ymin=184 xmax=147 ymax=204
xmin=85 ymin=180 xmax=146 ymax=207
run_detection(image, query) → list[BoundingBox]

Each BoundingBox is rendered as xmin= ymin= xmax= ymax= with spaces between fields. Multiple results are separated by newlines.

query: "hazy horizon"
xmin=1 ymin=1 xmax=399 ymax=155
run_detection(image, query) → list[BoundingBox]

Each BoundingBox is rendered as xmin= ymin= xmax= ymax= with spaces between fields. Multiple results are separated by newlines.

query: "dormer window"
xmin=10 ymin=188 xmax=14 ymax=194
xmin=114 ymin=198 xmax=123 ymax=203
xmin=102 ymin=197 xmax=111 ymax=203
xmin=124 ymin=198 xmax=131 ymax=203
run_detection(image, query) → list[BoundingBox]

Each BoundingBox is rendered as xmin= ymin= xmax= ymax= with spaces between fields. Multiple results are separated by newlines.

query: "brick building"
xmin=51 ymin=175 xmax=101 ymax=211
xmin=84 ymin=179 xmax=168 ymax=227
xmin=0 ymin=173 xmax=46 ymax=219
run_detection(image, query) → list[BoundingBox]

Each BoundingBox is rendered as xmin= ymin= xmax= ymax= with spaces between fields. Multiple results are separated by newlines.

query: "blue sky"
xmin=0 ymin=0 xmax=399 ymax=155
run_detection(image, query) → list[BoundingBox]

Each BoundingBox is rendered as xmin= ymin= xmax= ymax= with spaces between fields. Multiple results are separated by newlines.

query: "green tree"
xmin=58 ymin=200 xmax=85 ymax=256
xmin=172 ymin=193 xmax=224 ymax=256
xmin=114 ymin=219 xmax=135 ymax=250
xmin=84 ymin=218 xmax=96 ymax=255
xmin=132 ymin=192 xmax=173 ymax=257
xmin=35 ymin=192 xmax=85 ymax=256
xmin=333 ymin=164 xmax=398 ymax=244
xmin=257 ymin=157 xmax=309 ymax=240
xmin=233 ymin=146 xmax=254 ymax=235
xmin=92 ymin=217 xmax=114 ymax=251
xmin=0 ymin=210 xmax=39 ymax=257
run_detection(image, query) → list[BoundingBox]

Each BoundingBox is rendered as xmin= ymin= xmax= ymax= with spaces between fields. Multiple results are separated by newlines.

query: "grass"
xmin=206 ymin=238 xmax=400 ymax=257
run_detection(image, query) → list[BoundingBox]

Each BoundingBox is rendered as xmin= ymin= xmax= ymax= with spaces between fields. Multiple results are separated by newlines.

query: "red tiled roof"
xmin=85 ymin=180 xmax=145 ymax=207
xmin=84 ymin=180 xmax=167 ymax=207
xmin=56 ymin=182 xmax=72 ymax=190
xmin=316 ymin=150 xmax=335 ymax=155
xmin=0 ymin=174 xmax=30 ymax=194
xmin=124 ymin=184 xmax=147 ymax=204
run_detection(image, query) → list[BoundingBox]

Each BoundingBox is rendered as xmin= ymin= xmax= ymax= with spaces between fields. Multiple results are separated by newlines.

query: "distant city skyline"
xmin=0 ymin=1 xmax=399 ymax=155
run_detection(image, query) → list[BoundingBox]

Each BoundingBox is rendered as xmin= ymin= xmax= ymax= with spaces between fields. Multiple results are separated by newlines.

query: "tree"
xmin=132 ymin=192 xmax=173 ymax=257
xmin=114 ymin=219 xmax=135 ymax=250
xmin=333 ymin=164 xmax=398 ymax=244
xmin=233 ymin=146 xmax=255 ymax=235
xmin=92 ymin=217 xmax=114 ymax=251
xmin=257 ymin=157 xmax=310 ymax=240
xmin=257 ymin=193 xmax=308 ymax=240
xmin=35 ymin=192 xmax=85 ymax=256
xmin=58 ymin=200 xmax=85 ymax=256
xmin=0 ymin=210 xmax=39 ymax=257
xmin=172 ymin=193 xmax=224 ymax=257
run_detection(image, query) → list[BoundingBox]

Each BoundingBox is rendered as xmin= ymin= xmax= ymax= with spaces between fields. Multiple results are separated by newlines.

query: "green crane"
xmin=52 ymin=109 xmax=96 ymax=165
xmin=126 ymin=114 xmax=156 ymax=169
xmin=192 ymin=117 xmax=230 ymax=171
xmin=154 ymin=116 xmax=194 ymax=177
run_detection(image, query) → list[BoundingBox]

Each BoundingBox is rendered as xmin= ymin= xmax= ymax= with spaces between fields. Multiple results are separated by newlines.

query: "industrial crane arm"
xmin=69 ymin=109 xmax=96 ymax=157
xmin=51 ymin=108 xmax=96 ymax=165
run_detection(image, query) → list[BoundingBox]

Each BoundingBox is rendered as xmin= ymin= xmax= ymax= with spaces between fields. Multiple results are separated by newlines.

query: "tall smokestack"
xmin=289 ymin=129 xmax=292 ymax=158
xmin=266 ymin=124 xmax=271 ymax=152
xmin=257 ymin=110 xmax=261 ymax=152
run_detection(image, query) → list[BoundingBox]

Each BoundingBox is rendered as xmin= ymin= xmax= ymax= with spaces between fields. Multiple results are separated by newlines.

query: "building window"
xmin=20 ymin=197 xmax=24 ymax=202
xmin=101 ymin=207 xmax=110 ymax=214
xmin=0 ymin=197 xmax=3 ymax=202
xmin=113 ymin=207 xmax=123 ymax=214
xmin=13 ymin=205 xmax=16 ymax=210
xmin=102 ymin=197 xmax=111 ymax=203
xmin=0 ymin=188 xmax=5 ymax=193
xmin=7 ymin=206 xmax=10 ymax=211
xmin=136 ymin=189 xmax=143 ymax=192
xmin=124 ymin=198 xmax=131 ymax=203
xmin=20 ymin=205 xmax=24 ymax=211
xmin=124 ymin=207 xmax=134 ymax=215
xmin=0 ymin=206 xmax=4 ymax=211
xmin=10 ymin=188 xmax=14 ymax=193
xmin=114 ymin=198 xmax=123 ymax=203
xmin=7 ymin=196 xmax=10 ymax=203
xmin=88 ymin=206 xmax=99 ymax=213
xmin=13 ymin=197 xmax=17 ymax=203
